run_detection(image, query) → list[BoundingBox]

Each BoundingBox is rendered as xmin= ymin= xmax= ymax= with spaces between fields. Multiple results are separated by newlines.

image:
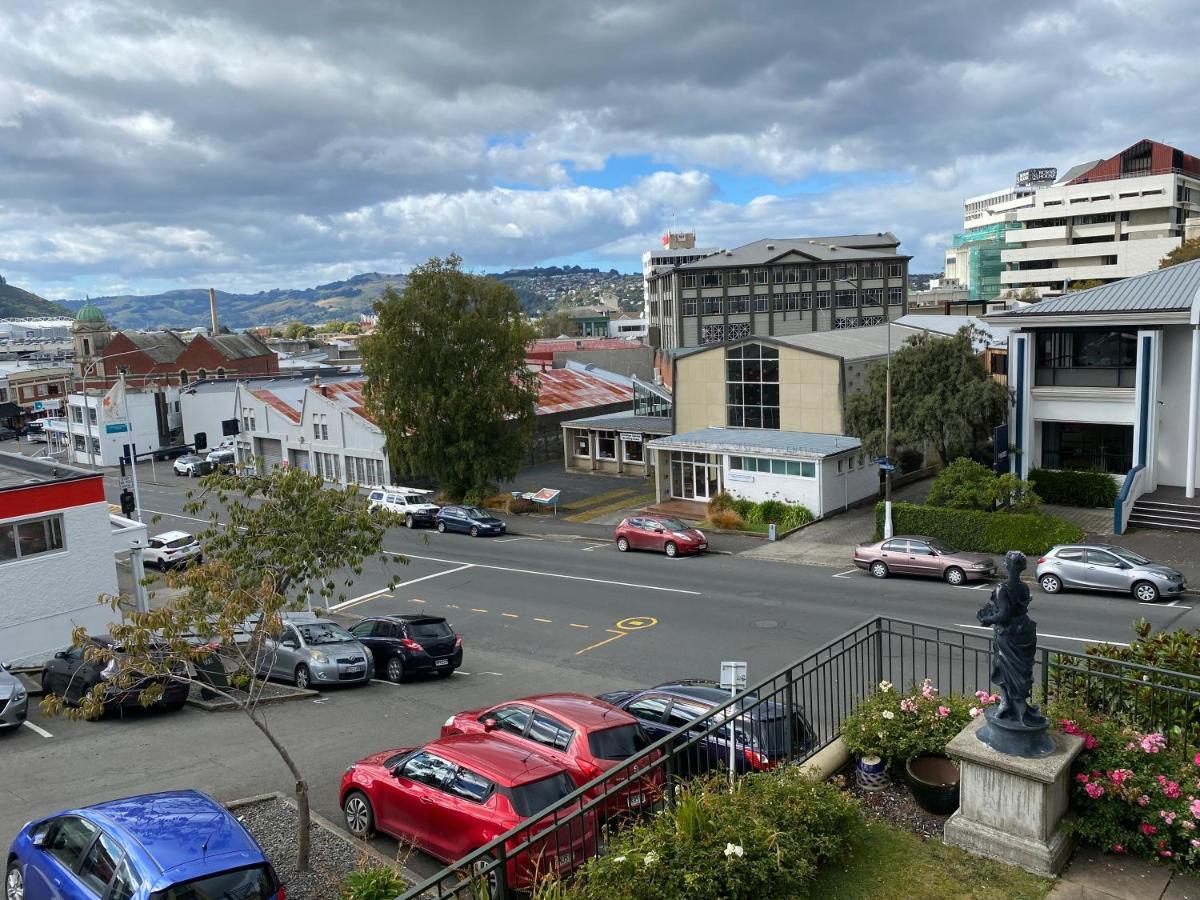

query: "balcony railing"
xmin=1035 ymin=366 xmax=1135 ymax=388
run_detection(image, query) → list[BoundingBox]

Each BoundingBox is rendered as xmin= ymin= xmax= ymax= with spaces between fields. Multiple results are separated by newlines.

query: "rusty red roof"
xmin=526 ymin=338 xmax=641 ymax=361
xmin=535 ymin=368 xmax=632 ymax=416
xmin=311 ymin=379 xmax=376 ymax=424
xmin=248 ymin=389 xmax=301 ymax=423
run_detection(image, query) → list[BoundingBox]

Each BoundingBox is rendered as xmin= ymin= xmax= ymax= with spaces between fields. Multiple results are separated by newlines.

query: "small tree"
xmin=536 ymin=309 xmax=574 ymax=338
xmin=283 ymin=321 xmax=314 ymax=339
xmin=1068 ymin=279 xmax=1106 ymax=292
xmin=41 ymin=466 xmax=404 ymax=871
xmin=1018 ymin=286 xmax=1039 ymax=301
xmin=927 ymin=457 xmax=1040 ymax=513
xmin=362 ymin=255 xmax=539 ymax=500
xmin=1160 ymin=238 xmax=1200 ymax=269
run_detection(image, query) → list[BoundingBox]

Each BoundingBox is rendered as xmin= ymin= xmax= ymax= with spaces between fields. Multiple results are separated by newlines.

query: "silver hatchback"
xmin=258 ymin=616 xmax=374 ymax=689
xmin=0 ymin=663 xmax=29 ymax=731
xmin=1036 ymin=544 xmax=1186 ymax=603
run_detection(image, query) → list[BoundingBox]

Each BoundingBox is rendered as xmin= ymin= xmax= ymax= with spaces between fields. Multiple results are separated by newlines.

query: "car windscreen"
xmin=928 ymin=538 xmax=958 ymax=554
xmin=403 ymin=495 xmax=426 ymax=504
xmin=587 ymin=723 xmax=651 ymax=760
xmin=408 ymin=620 xmax=452 ymax=640
xmin=505 ymin=771 xmax=577 ymax=817
xmin=164 ymin=536 xmax=194 ymax=549
xmin=297 ymin=623 xmax=356 ymax=645
xmin=151 ymin=863 xmax=278 ymax=900
xmin=656 ymin=517 xmax=690 ymax=531
xmin=1110 ymin=546 xmax=1150 ymax=565
xmin=462 ymin=506 xmax=486 ymax=519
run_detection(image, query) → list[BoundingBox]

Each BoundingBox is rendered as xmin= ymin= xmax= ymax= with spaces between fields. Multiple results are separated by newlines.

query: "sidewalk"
xmin=1050 ymin=847 xmax=1200 ymax=899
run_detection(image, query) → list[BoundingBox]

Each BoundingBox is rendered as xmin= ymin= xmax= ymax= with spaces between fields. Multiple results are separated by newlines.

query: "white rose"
xmin=613 ymin=856 xmax=627 ymax=863
xmin=724 ymin=843 xmax=745 ymax=859
xmin=878 ymin=680 xmax=894 ymax=692
xmin=969 ymin=707 xmax=981 ymax=718
xmin=643 ymin=851 xmax=659 ymax=866
xmin=882 ymin=710 xmax=895 ymax=720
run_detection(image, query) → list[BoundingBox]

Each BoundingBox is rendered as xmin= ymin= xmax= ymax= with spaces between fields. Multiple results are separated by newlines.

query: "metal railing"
xmin=399 ymin=617 xmax=1200 ymax=899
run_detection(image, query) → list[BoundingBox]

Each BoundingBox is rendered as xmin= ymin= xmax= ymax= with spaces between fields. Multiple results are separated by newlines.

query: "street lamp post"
xmin=883 ymin=322 xmax=894 ymax=540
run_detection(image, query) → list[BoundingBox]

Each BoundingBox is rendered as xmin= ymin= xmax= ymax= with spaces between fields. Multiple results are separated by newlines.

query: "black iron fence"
xmin=399 ymin=617 xmax=1200 ymax=899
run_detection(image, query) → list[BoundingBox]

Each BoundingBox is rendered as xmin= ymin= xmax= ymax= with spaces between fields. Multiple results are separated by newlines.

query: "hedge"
xmin=874 ymin=501 xmax=1084 ymax=555
xmin=1028 ymin=468 xmax=1119 ymax=508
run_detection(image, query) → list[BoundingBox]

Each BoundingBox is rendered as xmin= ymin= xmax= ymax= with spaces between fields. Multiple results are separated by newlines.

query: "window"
xmin=889 ymin=287 xmax=904 ymax=306
xmin=313 ymin=451 xmax=341 ymax=481
xmin=864 ymin=288 xmax=884 ymax=306
xmin=627 ymin=695 xmax=670 ymax=723
xmin=88 ymin=406 xmax=98 ymax=424
xmin=836 ymin=290 xmax=857 ymax=308
xmin=489 ymin=705 xmax=532 ymax=736
xmin=784 ymin=292 xmax=800 ymax=311
xmin=528 ymin=712 xmax=574 ymax=751
xmin=816 ymin=291 xmax=831 ymax=309
xmin=754 ymin=295 xmax=769 ymax=312
xmin=728 ymin=296 xmax=750 ymax=314
xmin=754 ymin=269 xmax=768 ymax=285
xmin=1035 ymin=329 xmax=1136 ymax=387
xmin=70 ymin=405 xmax=83 ymax=424
xmin=242 ymin=411 xmax=256 ymax=432
xmin=726 ymin=342 xmax=780 ymax=429
xmin=447 ymin=767 xmax=494 ymax=803
xmin=834 ymin=264 xmax=847 ymax=280
xmin=681 ymin=274 xmax=696 ymax=288
xmin=44 ymin=817 xmax=98 ymax=871
xmin=1042 ymin=422 xmax=1132 ymax=475
xmin=313 ymin=413 xmax=329 ymax=441
xmin=771 ymin=294 xmax=784 ymax=311
xmin=1086 ymin=549 xmax=1123 ymax=568
xmin=727 ymin=322 xmax=750 ymax=340
xmin=701 ymin=324 xmax=725 ymax=344
xmin=79 ymin=832 xmax=123 ymax=895
xmin=800 ymin=293 xmax=812 ymax=310
xmin=728 ymin=456 xmax=815 ymax=478
xmin=401 ymin=751 xmax=456 ymax=789
xmin=597 ymin=430 xmax=617 ymax=460
xmin=772 ymin=268 xmax=785 ymax=284
xmin=346 ymin=456 xmax=383 ymax=485
xmin=198 ymin=368 xmax=207 ymax=380
xmin=730 ymin=270 xmax=749 ymax=286
xmin=573 ymin=431 xmax=590 ymax=457
xmin=623 ymin=438 xmax=644 ymax=463
xmin=888 ymin=263 xmax=903 ymax=277
xmin=700 ymin=272 xmax=722 ymax=287
xmin=109 ymin=858 xmax=136 ymax=900
xmin=815 ymin=267 xmax=830 ymax=282
xmin=666 ymin=700 xmax=708 ymax=730
xmin=0 ymin=514 xmax=65 ymax=563
xmin=785 ymin=267 xmax=799 ymax=283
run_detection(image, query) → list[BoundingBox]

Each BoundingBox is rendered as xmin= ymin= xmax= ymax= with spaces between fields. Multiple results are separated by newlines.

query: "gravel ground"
xmin=840 ymin=772 xmax=953 ymax=840
xmin=233 ymin=795 xmax=382 ymax=899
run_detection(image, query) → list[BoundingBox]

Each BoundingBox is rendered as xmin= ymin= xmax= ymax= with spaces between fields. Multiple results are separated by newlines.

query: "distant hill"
xmin=0 ymin=276 xmax=71 ymax=318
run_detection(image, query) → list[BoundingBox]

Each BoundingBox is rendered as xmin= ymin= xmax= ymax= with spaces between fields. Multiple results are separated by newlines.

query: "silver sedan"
xmin=1036 ymin=544 xmax=1186 ymax=603
xmin=0 ymin=664 xmax=29 ymax=731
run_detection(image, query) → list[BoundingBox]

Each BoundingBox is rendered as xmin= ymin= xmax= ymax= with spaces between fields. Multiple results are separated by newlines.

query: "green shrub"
xmin=733 ymin=498 xmax=758 ymax=521
xmin=898 ymin=448 xmax=924 ymax=473
xmin=1029 ymin=468 xmax=1120 ymax=508
xmin=927 ymin=457 xmax=1041 ymax=513
xmin=756 ymin=499 xmax=787 ymax=524
xmin=340 ymin=866 xmax=408 ymax=900
xmin=778 ymin=505 xmax=814 ymax=530
xmin=535 ymin=771 xmax=861 ymax=899
xmin=875 ymin=501 xmax=1083 ymax=555
xmin=841 ymin=679 xmax=982 ymax=766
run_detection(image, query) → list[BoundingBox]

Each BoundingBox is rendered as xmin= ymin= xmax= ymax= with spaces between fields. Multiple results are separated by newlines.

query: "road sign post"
xmin=720 ymin=661 xmax=748 ymax=789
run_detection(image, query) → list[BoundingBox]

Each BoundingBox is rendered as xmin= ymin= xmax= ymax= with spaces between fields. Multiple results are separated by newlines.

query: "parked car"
xmin=206 ymin=447 xmax=236 ymax=465
xmin=436 ymin=505 xmax=506 ymax=537
xmin=340 ymin=733 xmax=595 ymax=891
xmin=441 ymin=693 xmax=662 ymax=815
xmin=598 ymin=680 xmax=817 ymax=776
xmin=172 ymin=454 xmax=213 ymax=477
xmin=151 ymin=444 xmax=191 ymax=461
xmin=853 ymin=535 xmax=996 ymax=585
xmin=0 ymin=663 xmax=29 ymax=731
xmin=40 ymin=635 xmax=190 ymax=714
xmin=614 ymin=515 xmax=707 ymax=557
xmin=348 ymin=614 xmax=462 ymax=682
xmin=1036 ymin=544 xmax=1186 ymax=603
xmin=0 ymin=425 xmax=18 ymax=441
xmin=367 ymin=486 xmax=440 ymax=528
xmin=142 ymin=530 xmax=202 ymax=570
xmin=5 ymin=789 xmax=284 ymax=900
xmin=257 ymin=615 xmax=373 ymax=689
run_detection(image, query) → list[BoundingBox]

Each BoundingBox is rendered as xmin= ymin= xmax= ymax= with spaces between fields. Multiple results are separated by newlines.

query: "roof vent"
xmin=766 ymin=244 xmax=775 ymax=250
xmin=725 ymin=251 xmax=733 ymax=256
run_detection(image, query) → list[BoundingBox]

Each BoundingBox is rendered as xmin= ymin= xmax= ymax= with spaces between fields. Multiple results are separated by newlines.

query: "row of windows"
xmin=681 ymin=262 xmax=903 ymax=288
xmin=682 ymin=287 xmax=902 ymax=317
xmin=0 ymin=514 xmax=64 ymax=565
xmin=572 ymin=429 xmax=645 ymax=463
xmin=177 ymin=368 xmax=227 ymax=385
xmin=729 ymin=456 xmax=817 ymax=478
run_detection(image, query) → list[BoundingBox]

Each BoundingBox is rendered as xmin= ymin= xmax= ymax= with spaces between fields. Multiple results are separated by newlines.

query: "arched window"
xmin=216 ymin=367 xmax=226 ymax=379
xmin=198 ymin=368 xmax=208 ymax=381
xmin=82 ymin=338 xmax=91 ymax=355
xmin=179 ymin=370 xmax=189 ymax=385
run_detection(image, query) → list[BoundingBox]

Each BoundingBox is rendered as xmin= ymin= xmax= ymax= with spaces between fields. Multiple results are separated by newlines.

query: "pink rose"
xmin=1160 ymin=850 xmax=1173 ymax=859
xmin=1194 ymin=752 xmax=1200 ymax=767
xmin=1160 ymin=810 xmax=1177 ymax=825
xmin=899 ymin=698 xmax=917 ymax=713
xmin=975 ymin=690 xmax=989 ymax=701
xmin=1165 ymin=781 xmax=1181 ymax=799
xmin=1138 ymin=794 xmax=1151 ymax=807
xmin=1085 ymin=783 xmax=1105 ymax=799
xmin=1192 ymin=839 xmax=1200 ymax=849
xmin=969 ymin=707 xmax=982 ymax=718
xmin=937 ymin=705 xmax=950 ymax=718
xmin=1109 ymin=769 xmax=1131 ymax=785
xmin=1076 ymin=773 xmax=1090 ymax=784
xmin=1112 ymin=844 xmax=1124 ymax=853
xmin=1191 ymin=799 xmax=1200 ymax=818
xmin=1084 ymin=734 xmax=1098 ymax=750
xmin=1141 ymin=733 xmax=1167 ymax=753
xmin=1141 ymin=823 xmax=1157 ymax=835
xmin=1062 ymin=720 xmax=1081 ymax=736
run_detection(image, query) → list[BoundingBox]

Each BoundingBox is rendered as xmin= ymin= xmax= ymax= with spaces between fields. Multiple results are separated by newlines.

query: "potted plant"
xmin=906 ymin=752 xmax=960 ymax=814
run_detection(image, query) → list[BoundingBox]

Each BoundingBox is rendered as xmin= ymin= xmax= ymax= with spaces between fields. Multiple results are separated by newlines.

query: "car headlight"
xmin=100 ymin=659 xmax=119 ymax=681
xmin=13 ymin=684 xmax=26 ymax=701
xmin=309 ymin=650 xmax=328 ymax=664
xmin=973 ymin=562 xmax=991 ymax=569
xmin=444 ymin=715 xmax=455 ymax=728
xmin=1151 ymin=571 xmax=1173 ymax=580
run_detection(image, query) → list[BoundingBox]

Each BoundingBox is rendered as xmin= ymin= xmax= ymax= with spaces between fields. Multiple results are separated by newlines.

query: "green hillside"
xmin=0 ymin=277 xmax=70 ymax=318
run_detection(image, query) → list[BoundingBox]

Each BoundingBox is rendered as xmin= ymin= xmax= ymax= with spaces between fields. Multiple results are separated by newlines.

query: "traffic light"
xmin=119 ymin=489 xmax=136 ymax=518
xmin=194 ymin=432 xmax=207 ymax=452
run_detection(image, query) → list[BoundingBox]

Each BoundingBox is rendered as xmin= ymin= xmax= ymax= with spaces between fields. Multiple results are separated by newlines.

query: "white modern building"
xmin=994 ymin=259 xmax=1200 ymax=533
xmin=45 ymin=385 xmax=181 ymax=467
xmin=642 ymin=230 xmax=718 ymax=323
xmin=0 ymin=452 xmax=146 ymax=666
xmin=1001 ymin=140 xmax=1200 ymax=298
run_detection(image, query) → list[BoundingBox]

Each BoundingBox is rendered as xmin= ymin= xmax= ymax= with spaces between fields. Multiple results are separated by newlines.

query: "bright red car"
xmin=613 ymin=515 xmax=707 ymax=557
xmin=442 ymin=693 xmax=663 ymax=815
xmin=340 ymin=733 xmax=595 ymax=891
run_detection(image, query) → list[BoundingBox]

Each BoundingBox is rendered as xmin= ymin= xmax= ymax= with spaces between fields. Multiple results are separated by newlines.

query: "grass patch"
xmin=561 ymin=487 xmax=639 ymax=511
xmin=805 ymin=822 xmax=1053 ymax=900
xmin=565 ymin=490 xmax=656 ymax=522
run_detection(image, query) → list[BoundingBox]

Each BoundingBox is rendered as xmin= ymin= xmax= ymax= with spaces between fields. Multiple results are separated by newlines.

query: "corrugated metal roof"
xmin=119 ymin=331 xmax=187 ymax=363
xmin=249 ymin=388 xmax=302 ymax=423
xmin=559 ymin=412 xmax=672 ymax=434
xmin=896 ymin=314 xmax=1010 ymax=348
xmin=535 ymin=368 xmax=632 ymax=415
xmin=675 ymin=234 xmax=904 ymax=269
xmin=205 ymin=332 xmax=272 ymax=360
xmin=993 ymin=260 xmax=1200 ymax=318
xmin=646 ymin=427 xmax=862 ymax=458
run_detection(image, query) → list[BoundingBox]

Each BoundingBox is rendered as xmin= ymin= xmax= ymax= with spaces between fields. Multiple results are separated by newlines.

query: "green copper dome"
xmin=75 ymin=300 xmax=107 ymax=323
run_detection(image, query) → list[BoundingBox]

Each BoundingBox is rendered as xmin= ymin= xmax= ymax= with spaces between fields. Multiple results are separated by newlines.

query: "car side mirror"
xmin=653 ymin=526 xmax=664 ymax=533
xmin=54 ymin=651 xmax=66 ymax=659
xmin=929 ymin=550 xmax=937 ymax=556
xmin=282 ymin=638 xmax=299 ymax=649
xmin=483 ymin=718 xmax=498 ymax=733
xmin=1119 ymin=562 xmax=1132 ymax=570
xmin=31 ymin=831 xmax=46 ymax=848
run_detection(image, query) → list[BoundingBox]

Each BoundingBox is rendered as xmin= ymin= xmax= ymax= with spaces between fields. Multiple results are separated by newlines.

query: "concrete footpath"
xmin=1050 ymin=848 xmax=1200 ymax=899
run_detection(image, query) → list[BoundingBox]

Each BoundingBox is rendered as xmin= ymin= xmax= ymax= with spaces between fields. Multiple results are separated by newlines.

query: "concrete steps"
xmin=1128 ymin=499 xmax=1200 ymax=533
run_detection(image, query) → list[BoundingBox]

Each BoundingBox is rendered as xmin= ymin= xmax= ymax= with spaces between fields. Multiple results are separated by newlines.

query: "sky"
xmin=0 ymin=0 xmax=1197 ymax=301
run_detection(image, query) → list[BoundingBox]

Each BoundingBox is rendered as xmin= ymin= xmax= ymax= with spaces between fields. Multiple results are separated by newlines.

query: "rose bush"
xmin=841 ymin=679 xmax=989 ymax=766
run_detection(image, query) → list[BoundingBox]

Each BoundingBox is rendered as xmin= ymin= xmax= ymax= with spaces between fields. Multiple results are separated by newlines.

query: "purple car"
xmin=853 ymin=535 xmax=996 ymax=585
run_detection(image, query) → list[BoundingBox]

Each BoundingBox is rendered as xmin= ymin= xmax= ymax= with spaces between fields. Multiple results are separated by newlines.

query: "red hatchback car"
xmin=340 ymin=733 xmax=595 ymax=890
xmin=442 ymin=693 xmax=663 ymax=815
xmin=614 ymin=515 xmax=707 ymax=557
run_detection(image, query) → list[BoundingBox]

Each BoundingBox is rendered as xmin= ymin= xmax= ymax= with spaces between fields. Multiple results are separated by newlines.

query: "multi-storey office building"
xmin=645 ymin=234 xmax=910 ymax=352
xmin=642 ymin=230 xmax=718 ymax=321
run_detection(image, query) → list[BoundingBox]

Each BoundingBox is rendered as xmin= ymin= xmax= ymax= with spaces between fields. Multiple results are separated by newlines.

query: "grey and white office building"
xmin=645 ymin=233 xmax=911 ymax=351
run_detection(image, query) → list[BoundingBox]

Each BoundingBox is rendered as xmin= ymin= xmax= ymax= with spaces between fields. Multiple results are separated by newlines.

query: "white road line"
xmin=23 ymin=720 xmax=53 ymax=738
xmin=409 ymin=598 xmax=426 ymax=604
xmin=495 ymin=536 xmax=541 ymax=543
xmin=954 ymin=623 xmax=1129 ymax=647
xmin=329 ymin=588 xmax=389 ymax=612
xmin=831 ymin=569 xmax=857 ymax=578
xmin=580 ymin=545 xmax=601 ymax=552
xmin=399 ymin=564 xmax=475 ymax=589
xmin=388 ymin=551 xmax=703 ymax=595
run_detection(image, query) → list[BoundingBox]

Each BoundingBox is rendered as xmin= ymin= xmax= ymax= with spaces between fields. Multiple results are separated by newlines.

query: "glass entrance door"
xmin=669 ymin=452 xmax=719 ymax=500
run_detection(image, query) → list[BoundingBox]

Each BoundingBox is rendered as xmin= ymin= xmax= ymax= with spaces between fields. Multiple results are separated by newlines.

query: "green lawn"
xmin=805 ymin=823 xmax=1053 ymax=900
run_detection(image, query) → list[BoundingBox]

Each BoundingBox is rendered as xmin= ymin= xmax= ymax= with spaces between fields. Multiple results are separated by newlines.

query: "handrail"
xmin=1114 ymin=464 xmax=1146 ymax=534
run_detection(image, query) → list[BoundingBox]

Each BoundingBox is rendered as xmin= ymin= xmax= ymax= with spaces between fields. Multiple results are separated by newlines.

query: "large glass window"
xmin=596 ymin=430 xmax=617 ymax=460
xmin=1035 ymin=329 xmax=1137 ymax=387
xmin=633 ymin=381 xmax=671 ymax=417
xmin=726 ymin=343 xmax=780 ymax=429
xmin=0 ymin=515 xmax=64 ymax=564
xmin=1042 ymin=422 xmax=1133 ymax=475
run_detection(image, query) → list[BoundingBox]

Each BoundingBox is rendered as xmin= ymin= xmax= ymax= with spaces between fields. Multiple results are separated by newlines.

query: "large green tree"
xmin=845 ymin=327 xmax=1010 ymax=466
xmin=1160 ymin=238 xmax=1200 ymax=268
xmin=362 ymin=255 xmax=539 ymax=499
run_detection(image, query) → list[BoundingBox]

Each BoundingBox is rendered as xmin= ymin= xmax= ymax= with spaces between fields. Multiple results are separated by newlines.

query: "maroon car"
xmin=853 ymin=535 xmax=996 ymax=585
xmin=614 ymin=515 xmax=707 ymax=557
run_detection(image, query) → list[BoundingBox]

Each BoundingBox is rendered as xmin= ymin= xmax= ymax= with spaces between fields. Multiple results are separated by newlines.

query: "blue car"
xmin=597 ymin=680 xmax=817 ymax=777
xmin=5 ymin=790 xmax=283 ymax=900
xmin=435 ymin=505 xmax=506 ymax=537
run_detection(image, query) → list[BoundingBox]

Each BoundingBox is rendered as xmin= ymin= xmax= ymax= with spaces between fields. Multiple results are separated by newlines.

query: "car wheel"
xmin=1133 ymin=580 xmax=1160 ymax=603
xmin=342 ymin=791 xmax=375 ymax=839
xmin=869 ymin=561 xmax=889 ymax=579
xmin=436 ymin=521 xmax=446 ymax=533
xmin=617 ymin=536 xmax=630 ymax=552
xmin=294 ymin=665 xmax=311 ymax=690
xmin=405 ymin=514 xmax=414 ymax=528
xmin=1039 ymin=573 xmax=1062 ymax=594
xmin=944 ymin=566 xmax=966 ymax=586
xmin=470 ymin=525 xmax=480 ymax=537
xmin=386 ymin=656 xmax=405 ymax=683
xmin=41 ymin=671 xmax=52 ymax=696
xmin=664 ymin=541 xmax=678 ymax=558
xmin=6 ymin=860 xmax=24 ymax=900
xmin=470 ymin=855 xmax=500 ymax=897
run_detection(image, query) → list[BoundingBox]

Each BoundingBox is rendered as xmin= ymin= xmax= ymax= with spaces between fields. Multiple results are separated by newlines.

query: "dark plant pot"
xmin=905 ymin=752 xmax=960 ymax=815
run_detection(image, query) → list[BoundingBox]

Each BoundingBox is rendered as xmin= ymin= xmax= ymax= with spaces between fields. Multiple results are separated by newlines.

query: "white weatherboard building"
xmin=45 ymin=385 xmax=181 ymax=467
xmin=994 ymin=259 xmax=1200 ymax=533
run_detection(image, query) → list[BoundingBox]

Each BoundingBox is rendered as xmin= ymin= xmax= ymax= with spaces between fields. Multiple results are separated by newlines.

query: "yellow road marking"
xmin=615 ymin=616 xmax=657 ymax=630
xmin=575 ymin=629 xmax=627 ymax=656
xmin=533 ymin=617 xmax=553 ymax=623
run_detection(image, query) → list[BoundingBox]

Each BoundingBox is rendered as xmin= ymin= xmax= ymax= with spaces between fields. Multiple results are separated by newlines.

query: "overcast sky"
xmin=1 ymin=0 xmax=1195 ymax=300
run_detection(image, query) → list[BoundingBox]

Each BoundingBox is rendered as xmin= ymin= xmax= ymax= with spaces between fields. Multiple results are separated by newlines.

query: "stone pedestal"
xmin=943 ymin=715 xmax=1084 ymax=877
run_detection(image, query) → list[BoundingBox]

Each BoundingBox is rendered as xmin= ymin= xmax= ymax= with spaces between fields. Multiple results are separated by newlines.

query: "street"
xmin=3 ymin=461 xmax=1198 ymax=881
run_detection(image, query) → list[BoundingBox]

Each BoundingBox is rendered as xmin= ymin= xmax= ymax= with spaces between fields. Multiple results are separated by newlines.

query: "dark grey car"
xmin=0 ymin=663 xmax=29 ymax=731
xmin=1036 ymin=544 xmax=1186 ymax=603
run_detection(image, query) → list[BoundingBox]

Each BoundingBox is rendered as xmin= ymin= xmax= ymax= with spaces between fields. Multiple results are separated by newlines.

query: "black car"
xmin=152 ymin=444 xmax=192 ymax=461
xmin=435 ymin=505 xmax=506 ymax=537
xmin=597 ymin=680 xmax=816 ymax=776
xmin=41 ymin=635 xmax=190 ymax=715
xmin=348 ymin=614 xmax=463 ymax=682
xmin=0 ymin=425 xmax=18 ymax=441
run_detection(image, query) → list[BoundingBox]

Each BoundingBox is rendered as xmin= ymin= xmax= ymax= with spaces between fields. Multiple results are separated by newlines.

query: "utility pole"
xmin=883 ymin=321 xmax=894 ymax=539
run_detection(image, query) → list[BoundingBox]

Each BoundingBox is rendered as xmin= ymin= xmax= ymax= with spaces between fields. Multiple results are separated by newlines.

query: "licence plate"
xmin=699 ymin=543 xmax=708 ymax=550
xmin=556 ymin=852 xmax=573 ymax=868
xmin=435 ymin=659 xmax=449 ymax=667
xmin=345 ymin=665 xmax=363 ymax=674
xmin=627 ymin=793 xmax=643 ymax=807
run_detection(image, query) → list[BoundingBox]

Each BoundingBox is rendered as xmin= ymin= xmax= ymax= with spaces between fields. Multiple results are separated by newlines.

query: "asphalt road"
xmin=3 ymin=460 xmax=1198 ymax=882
